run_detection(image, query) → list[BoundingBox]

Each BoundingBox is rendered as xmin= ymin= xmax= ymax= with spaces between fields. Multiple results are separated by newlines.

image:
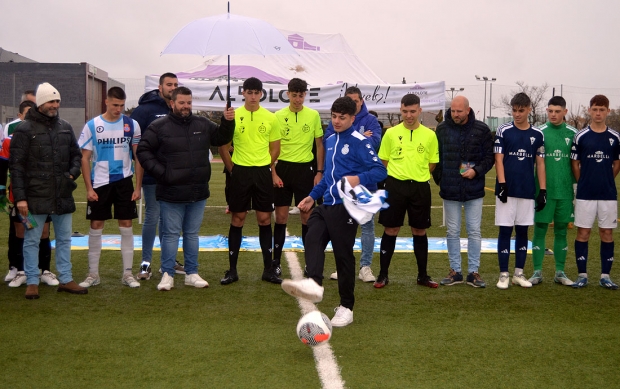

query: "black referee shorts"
xmin=379 ymin=176 xmax=431 ymax=229
xmin=274 ymin=160 xmax=315 ymax=207
xmin=228 ymin=164 xmax=274 ymax=213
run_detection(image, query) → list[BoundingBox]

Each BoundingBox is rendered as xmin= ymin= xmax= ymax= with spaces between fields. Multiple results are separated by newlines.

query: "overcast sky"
xmin=2 ymin=0 xmax=619 ymax=112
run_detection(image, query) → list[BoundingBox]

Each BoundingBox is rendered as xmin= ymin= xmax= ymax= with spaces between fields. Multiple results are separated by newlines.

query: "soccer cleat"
xmin=57 ymin=281 xmax=88 ymax=294
xmin=185 ymin=273 xmax=209 ymax=288
xmin=281 ymin=278 xmax=324 ymax=303
xmin=554 ymin=271 xmax=573 ymax=286
xmin=8 ymin=271 xmax=27 ymax=287
xmin=358 ymin=266 xmax=376 ymax=282
xmin=572 ymin=276 xmax=588 ymax=289
xmin=466 ymin=272 xmax=486 ymax=288
xmin=496 ymin=272 xmax=510 ymax=289
xmin=79 ymin=274 xmax=100 ymax=288
xmin=330 ymin=271 xmax=338 ymax=280
xmin=512 ymin=273 xmax=533 ymax=288
xmin=158 ymin=272 xmax=174 ymax=291
xmin=136 ymin=262 xmax=152 ymax=280
xmin=25 ymin=284 xmax=39 ymax=300
xmin=262 ymin=268 xmax=283 ymax=284
xmin=417 ymin=275 xmax=439 ymax=288
xmin=331 ymin=306 xmax=354 ymax=327
xmin=5 ymin=266 xmax=17 ymax=282
xmin=220 ymin=269 xmax=239 ymax=285
xmin=599 ymin=277 xmax=618 ymax=290
xmin=440 ymin=269 xmax=464 ymax=286
xmin=373 ymin=274 xmax=389 ymax=288
xmin=40 ymin=270 xmax=60 ymax=286
xmin=528 ymin=270 xmax=543 ymax=285
xmin=122 ymin=273 xmax=140 ymax=288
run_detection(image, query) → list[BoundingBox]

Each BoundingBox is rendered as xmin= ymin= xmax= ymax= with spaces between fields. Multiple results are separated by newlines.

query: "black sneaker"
xmin=440 ymin=269 xmax=464 ymax=286
xmin=220 ymin=269 xmax=239 ymax=285
xmin=262 ymin=268 xmax=283 ymax=284
xmin=466 ymin=272 xmax=487 ymax=288
xmin=374 ymin=274 xmax=389 ymax=288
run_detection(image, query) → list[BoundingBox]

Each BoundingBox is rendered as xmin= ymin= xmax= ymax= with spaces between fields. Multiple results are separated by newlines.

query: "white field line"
xmin=284 ymin=233 xmax=345 ymax=389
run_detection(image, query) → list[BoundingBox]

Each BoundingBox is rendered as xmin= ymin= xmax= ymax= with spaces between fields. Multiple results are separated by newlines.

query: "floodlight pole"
xmin=475 ymin=75 xmax=496 ymax=121
xmin=446 ymin=87 xmax=464 ymax=100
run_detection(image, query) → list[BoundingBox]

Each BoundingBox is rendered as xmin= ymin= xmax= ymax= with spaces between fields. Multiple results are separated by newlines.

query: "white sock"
xmin=514 ymin=268 xmax=523 ymax=276
xmin=601 ymin=273 xmax=610 ymax=280
xmin=88 ymin=228 xmax=103 ymax=275
xmin=119 ymin=227 xmax=134 ymax=275
xmin=579 ymin=272 xmax=588 ymax=279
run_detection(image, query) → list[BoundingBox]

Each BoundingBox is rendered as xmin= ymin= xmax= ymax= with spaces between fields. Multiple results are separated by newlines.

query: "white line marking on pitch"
xmin=284 ymin=232 xmax=345 ymax=389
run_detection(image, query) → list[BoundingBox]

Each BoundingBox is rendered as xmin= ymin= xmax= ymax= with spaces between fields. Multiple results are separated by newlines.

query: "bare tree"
xmin=386 ymin=113 xmax=401 ymax=127
xmin=496 ymin=81 xmax=550 ymax=125
xmin=606 ymin=107 xmax=620 ymax=130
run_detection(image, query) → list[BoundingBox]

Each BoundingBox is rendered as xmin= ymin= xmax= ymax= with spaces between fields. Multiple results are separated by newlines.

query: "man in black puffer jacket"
xmin=432 ymin=96 xmax=494 ymax=288
xmin=9 ymin=82 xmax=87 ymax=299
xmin=137 ymin=86 xmax=235 ymax=291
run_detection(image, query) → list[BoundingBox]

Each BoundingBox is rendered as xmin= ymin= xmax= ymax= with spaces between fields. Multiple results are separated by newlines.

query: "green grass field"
xmin=0 ymin=164 xmax=619 ymax=388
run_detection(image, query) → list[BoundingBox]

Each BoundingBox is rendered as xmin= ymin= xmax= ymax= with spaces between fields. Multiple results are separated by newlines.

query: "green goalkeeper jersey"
xmin=535 ymin=122 xmax=577 ymax=199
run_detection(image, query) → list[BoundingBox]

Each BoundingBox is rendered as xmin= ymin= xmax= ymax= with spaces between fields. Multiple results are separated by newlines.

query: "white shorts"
xmin=495 ymin=197 xmax=535 ymax=226
xmin=574 ymin=200 xmax=618 ymax=229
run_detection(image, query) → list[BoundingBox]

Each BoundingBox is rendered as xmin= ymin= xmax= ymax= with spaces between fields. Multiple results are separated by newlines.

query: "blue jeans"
xmin=444 ymin=198 xmax=483 ymax=273
xmin=359 ymin=215 xmax=375 ymax=267
xmin=24 ymin=213 xmax=73 ymax=285
xmin=141 ymin=184 xmax=162 ymax=263
xmin=159 ymin=200 xmax=205 ymax=276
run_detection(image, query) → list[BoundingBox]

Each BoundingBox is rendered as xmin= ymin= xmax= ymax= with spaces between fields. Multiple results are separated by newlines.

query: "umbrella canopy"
xmin=161 ymin=13 xmax=298 ymax=57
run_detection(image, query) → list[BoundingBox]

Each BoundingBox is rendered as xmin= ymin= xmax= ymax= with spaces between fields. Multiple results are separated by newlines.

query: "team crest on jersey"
xmin=565 ymin=138 xmax=571 ymax=145
xmin=341 ymin=144 xmax=350 ymax=155
xmin=417 ymin=143 xmax=425 ymax=153
xmin=96 ymin=126 xmax=104 ymax=133
xmin=124 ymin=124 xmax=131 ymax=133
xmin=530 ymin=137 xmax=536 ymax=145
xmin=258 ymin=124 xmax=266 ymax=134
xmin=610 ymin=138 xmax=615 ymax=146
xmin=302 ymin=124 xmax=310 ymax=133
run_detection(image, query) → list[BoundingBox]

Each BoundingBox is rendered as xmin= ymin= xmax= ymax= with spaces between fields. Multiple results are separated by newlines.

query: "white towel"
xmin=337 ymin=178 xmax=389 ymax=224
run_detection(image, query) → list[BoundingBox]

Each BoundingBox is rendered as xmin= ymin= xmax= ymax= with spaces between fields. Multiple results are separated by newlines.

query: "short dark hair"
xmin=243 ymin=77 xmax=263 ymax=92
xmin=107 ymin=86 xmax=126 ymax=100
xmin=171 ymin=86 xmax=192 ymax=101
xmin=19 ymin=100 xmax=36 ymax=114
xmin=590 ymin=94 xmax=609 ymax=108
xmin=401 ymin=94 xmax=420 ymax=106
xmin=288 ymin=78 xmax=308 ymax=93
xmin=510 ymin=92 xmax=531 ymax=108
xmin=159 ymin=72 xmax=177 ymax=85
xmin=331 ymin=96 xmax=356 ymax=116
xmin=345 ymin=86 xmax=362 ymax=100
xmin=548 ymin=96 xmax=566 ymax=108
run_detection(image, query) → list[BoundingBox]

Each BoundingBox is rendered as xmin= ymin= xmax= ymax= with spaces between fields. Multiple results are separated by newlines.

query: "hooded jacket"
xmin=432 ymin=108 xmax=494 ymax=202
xmin=131 ymin=90 xmax=171 ymax=185
xmin=309 ymin=126 xmax=386 ymax=205
xmin=137 ymin=112 xmax=234 ymax=203
xmin=9 ymin=108 xmax=82 ymax=215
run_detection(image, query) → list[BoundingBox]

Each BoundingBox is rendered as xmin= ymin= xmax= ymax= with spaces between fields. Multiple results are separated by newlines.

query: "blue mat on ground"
xmin=53 ymin=235 xmax=532 ymax=253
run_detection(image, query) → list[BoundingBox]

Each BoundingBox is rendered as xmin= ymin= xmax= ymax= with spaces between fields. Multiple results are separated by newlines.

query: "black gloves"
xmin=497 ymin=183 xmax=507 ymax=203
xmin=535 ymin=189 xmax=547 ymax=212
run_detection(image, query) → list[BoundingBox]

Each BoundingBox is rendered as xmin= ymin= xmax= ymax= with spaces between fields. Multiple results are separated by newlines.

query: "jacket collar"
xmin=26 ymin=107 xmax=59 ymax=127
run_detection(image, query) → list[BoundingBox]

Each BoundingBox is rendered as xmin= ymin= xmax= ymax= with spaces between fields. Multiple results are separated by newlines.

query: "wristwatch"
xmin=316 ymin=170 xmax=324 ymax=173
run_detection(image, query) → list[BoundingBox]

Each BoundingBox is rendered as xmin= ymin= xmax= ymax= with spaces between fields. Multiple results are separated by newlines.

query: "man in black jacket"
xmin=433 ymin=96 xmax=494 ymax=288
xmin=137 ymin=87 xmax=235 ymax=291
xmin=9 ymin=82 xmax=87 ymax=299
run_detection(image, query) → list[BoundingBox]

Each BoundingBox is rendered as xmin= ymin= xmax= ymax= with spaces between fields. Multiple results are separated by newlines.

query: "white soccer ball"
xmin=296 ymin=310 xmax=332 ymax=347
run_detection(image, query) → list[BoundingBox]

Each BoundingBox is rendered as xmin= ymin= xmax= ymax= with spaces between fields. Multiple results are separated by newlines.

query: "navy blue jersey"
xmin=494 ymin=122 xmax=545 ymax=199
xmin=571 ymin=126 xmax=620 ymax=200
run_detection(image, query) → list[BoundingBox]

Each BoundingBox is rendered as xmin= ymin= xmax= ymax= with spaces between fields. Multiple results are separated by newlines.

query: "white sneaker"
xmin=185 ymin=273 xmax=209 ymax=288
xmin=358 ymin=266 xmax=376 ymax=282
xmin=5 ymin=266 xmax=17 ymax=282
xmin=496 ymin=272 xmax=510 ymax=289
xmin=40 ymin=270 xmax=60 ymax=286
xmin=512 ymin=273 xmax=533 ymax=288
xmin=330 ymin=272 xmax=338 ymax=280
xmin=8 ymin=271 xmax=27 ymax=287
xmin=122 ymin=273 xmax=140 ymax=288
xmin=79 ymin=273 xmax=101 ymax=288
xmin=331 ymin=306 xmax=354 ymax=327
xmin=158 ymin=272 xmax=174 ymax=291
xmin=281 ymin=278 xmax=324 ymax=303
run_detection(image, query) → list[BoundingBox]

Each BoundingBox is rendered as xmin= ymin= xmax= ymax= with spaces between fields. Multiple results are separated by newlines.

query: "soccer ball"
xmin=296 ymin=310 xmax=332 ymax=347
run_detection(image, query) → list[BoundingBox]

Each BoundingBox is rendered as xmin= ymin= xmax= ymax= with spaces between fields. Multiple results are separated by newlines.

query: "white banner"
xmin=145 ymin=77 xmax=445 ymax=113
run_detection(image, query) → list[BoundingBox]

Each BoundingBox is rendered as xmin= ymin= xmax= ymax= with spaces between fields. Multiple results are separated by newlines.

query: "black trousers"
xmin=305 ymin=203 xmax=359 ymax=310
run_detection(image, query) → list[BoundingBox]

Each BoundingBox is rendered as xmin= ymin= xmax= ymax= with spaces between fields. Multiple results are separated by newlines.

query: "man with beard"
xmin=9 ymin=82 xmax=87 ymax=299
xmin=137 ymin=87 xmax=235 ymax=291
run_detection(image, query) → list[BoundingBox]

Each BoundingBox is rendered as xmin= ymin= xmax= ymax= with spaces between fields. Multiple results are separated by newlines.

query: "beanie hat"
xmin=36 ymin=82 xmax=61 ymax=107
